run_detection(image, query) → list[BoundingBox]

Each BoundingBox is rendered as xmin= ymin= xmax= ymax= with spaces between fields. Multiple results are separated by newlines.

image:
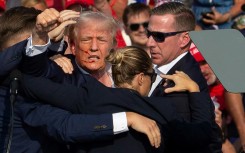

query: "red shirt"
xmin=209 ymin=83 xmax=226 ymax=111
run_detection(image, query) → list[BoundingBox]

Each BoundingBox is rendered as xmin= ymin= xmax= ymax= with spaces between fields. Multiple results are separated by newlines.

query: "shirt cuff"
xmin=112 ymin=112 xmax=128 ymax=134
xmin=26 ymin=36 xmax=51 ymax=56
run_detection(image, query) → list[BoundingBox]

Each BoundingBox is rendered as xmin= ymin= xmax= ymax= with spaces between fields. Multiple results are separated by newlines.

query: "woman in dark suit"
xmin=20 ymin=46 xmax=214 ymax=153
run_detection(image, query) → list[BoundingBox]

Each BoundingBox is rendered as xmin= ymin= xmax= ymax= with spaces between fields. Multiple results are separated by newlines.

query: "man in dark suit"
xmin=146 ymin=2 xmax=222 ymax=153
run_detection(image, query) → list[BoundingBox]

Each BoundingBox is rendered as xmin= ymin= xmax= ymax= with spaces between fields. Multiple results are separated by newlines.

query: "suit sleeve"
xmin=0 ymin=39 xmax=27 ymax=81
xmin=16 ymin=100 xmax=114 ymax=143
xmin=166 ymin=92 xmax=215 ymax=148
xmin=20 ymin=74 xmax=87 ymax=113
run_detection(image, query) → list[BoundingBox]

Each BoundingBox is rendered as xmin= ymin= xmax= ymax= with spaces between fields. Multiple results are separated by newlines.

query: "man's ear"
xmin=179 ymin=32 xmax=191 ymax=48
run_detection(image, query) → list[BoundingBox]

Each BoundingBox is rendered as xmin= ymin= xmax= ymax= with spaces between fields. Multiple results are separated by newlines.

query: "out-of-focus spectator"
xmin=192 ymin=0 xmax=244 ymax=29
xmin=0 ymin=0 xmax=5 ymax=15
xmin=122 ymin=3 xmax=150 ymax=55
xmin=192 ymin=51 xmax=226 ymax=110
xmin=21 ymin=0 xmax=47 ymax=11
xmin=109 ymin=0 xmax=128 ymax=22
xmin=65 ymin=0 xmax=94 ymax=12
xmin=192 ymin=50 xmax=236 ymax=153
xmin=45 ymin=0 xmax=65 ymax=11
xmin=6 ymin=0 xmax=21 ymax=10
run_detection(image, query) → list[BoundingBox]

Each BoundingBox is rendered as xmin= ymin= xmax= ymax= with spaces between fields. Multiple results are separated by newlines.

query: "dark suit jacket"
xmin=0 ymin=40 xmax=27 ymax=82
xmin=0 ymin=40 xmax=114 ymax=153
xmin=151 ymin=52 xmax=222 ymax=153
xmin=20 ymin=74 xmax=214 ymax=153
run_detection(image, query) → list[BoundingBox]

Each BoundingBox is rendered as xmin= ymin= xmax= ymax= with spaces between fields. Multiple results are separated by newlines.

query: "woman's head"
xmin=107 ymin=46 xmax=156 ymax=96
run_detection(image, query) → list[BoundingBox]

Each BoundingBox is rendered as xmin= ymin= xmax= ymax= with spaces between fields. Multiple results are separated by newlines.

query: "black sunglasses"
xmin=146 ymin=29 xmax=186 ymax=42
xmin=144 ymin=71 xmax=157 ymax=84
xmin=129 ymin=22 xmax=149 ymax=31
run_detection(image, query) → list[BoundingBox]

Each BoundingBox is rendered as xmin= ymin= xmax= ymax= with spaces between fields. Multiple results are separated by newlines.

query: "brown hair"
xmin=0 ymin=6 xmax=41 ymax=50
xmin=106 ymin=46 xmax=152 ymax=87
xmin=151 ymin=2 xmax=195 ymax=31
xmin=122 ymin=3 xmax=151 ymax=26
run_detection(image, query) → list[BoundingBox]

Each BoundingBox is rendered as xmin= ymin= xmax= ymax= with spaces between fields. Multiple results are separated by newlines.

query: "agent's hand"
xmin=161 ymin=71 xmax=200 ymax=93
xmin=214 ymin=109 xmax=222 ymax=128
xmin=50 ymin=54 xmax=74 ymax=74
xmin=126 ymin=112 xmax=161 ymax=148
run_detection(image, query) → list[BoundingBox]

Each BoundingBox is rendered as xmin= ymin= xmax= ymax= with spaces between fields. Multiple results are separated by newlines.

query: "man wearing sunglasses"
xmin=122 ymin=3 xmax=151 ymax=55
xmin=147 ymin=2 xmax=222 ymax=153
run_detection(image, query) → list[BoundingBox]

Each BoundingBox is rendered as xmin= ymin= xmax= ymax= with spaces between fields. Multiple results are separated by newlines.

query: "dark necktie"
xmin=151 ymin=79 xmax=165 ymax=97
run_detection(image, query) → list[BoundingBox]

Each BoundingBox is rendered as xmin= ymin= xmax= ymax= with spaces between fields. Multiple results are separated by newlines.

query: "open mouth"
xmin=87 ymin=55 xmax=100 ymax=62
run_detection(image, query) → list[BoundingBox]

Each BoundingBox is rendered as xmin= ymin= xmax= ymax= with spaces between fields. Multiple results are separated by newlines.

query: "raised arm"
xmin=21 ymin=9 xmax=79 ymax=77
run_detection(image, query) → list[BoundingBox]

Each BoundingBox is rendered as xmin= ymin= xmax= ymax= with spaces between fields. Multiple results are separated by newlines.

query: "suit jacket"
xmin=151 ymin=52 xmax=222 ymax=153
xmin=0 ymin=40 xmax=114 ymax=153
xmin=20 ymin=73 xmax=214 ymax=153
xmin=0 ymin=40 xmax=27 ymax=82
xmin=0 ymin=86 xmax=71 ymax=153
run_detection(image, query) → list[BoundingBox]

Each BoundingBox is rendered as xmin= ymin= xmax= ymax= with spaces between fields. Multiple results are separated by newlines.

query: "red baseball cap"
xmin=65 ymin=0 xmax=94 ymax=9
xmin=0 ymin=0 xmax=6 ymax=11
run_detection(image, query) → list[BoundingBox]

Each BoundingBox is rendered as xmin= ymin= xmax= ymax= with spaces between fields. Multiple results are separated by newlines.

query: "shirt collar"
xmin=155 ymin=52 xmax=188 ymax=75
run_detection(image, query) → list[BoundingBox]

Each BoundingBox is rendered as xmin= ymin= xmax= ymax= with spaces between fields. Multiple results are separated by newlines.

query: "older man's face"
xmin=71 ymin=21 xmax=114 ymax=73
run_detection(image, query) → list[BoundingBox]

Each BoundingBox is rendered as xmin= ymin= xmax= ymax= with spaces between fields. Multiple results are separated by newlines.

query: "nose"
xmin=139 ymin=24 xmax=146 ymax=32
xmin=90 ymin=38 xmax=98 ymax=52
xmin=200 ymin=65 xmax=206 ymax=73
xmin=146 ymin=35 xmax=154 ymax=47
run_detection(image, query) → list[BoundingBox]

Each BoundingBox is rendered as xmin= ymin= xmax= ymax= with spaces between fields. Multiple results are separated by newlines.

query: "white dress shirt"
xmin=148 ymin=52 xmax=188 ymax=96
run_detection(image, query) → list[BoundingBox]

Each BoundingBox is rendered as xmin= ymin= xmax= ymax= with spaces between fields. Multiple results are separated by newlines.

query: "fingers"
xmin=164 ymin=87 xmax=177 ymax=93
xmin=48 ymin=20 xmax=77 ymax=42
xmin=59 ymin=10 xmax=80 ymax=22
xmin=142 ymin=119 xmax=161 ymax=148
xmin=160 ymin=71 xmax=199 ymax=93
xmin=48 ymin=10 xmax=80 ymax=42
xmin=50 ymin=54 xmax=74 ymax=74
xmin=36 ymin=8 xmax=60 ymax=32
xmin=214 ymin=109 xmax=222 ymax=127
xmin=126 ymin=112 xmax=161 ymax=148
xmin=148 ymin=121 xmax=161 ymax=148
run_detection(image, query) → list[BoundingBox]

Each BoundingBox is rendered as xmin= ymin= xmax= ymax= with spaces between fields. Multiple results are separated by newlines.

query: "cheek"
xmin=77 ymin=43 xmax=91 ymax=52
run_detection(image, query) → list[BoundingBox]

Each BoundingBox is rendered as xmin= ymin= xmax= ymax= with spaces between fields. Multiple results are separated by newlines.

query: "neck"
xmin=90 ymin=70 xmax=113 ymax=87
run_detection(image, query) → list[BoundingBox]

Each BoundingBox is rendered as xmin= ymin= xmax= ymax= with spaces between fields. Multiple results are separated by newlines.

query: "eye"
xmin=80 ymin=38 xmax=92 ymax=43
xmin=97 ymin=37 xmax=108 ymax=43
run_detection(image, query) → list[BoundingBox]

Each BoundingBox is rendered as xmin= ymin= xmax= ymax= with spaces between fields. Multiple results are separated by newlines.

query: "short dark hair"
xmin=122 ymin=3 xmax=151 ymax=26
xmin=151 ymin=2 xmax=195 ymax=31
xmin=0 ymin=6 xmax=41 ymax=50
